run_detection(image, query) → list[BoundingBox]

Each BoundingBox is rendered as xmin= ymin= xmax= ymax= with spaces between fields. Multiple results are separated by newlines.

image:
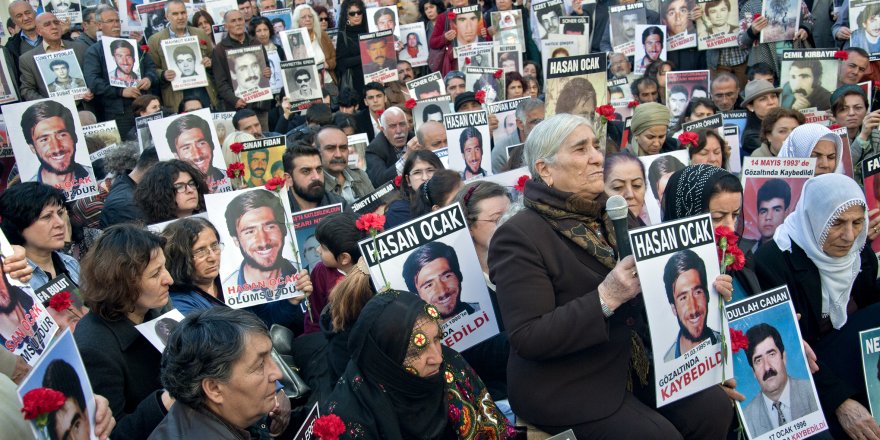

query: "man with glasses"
xmin=165 ymin=113 xmax=230 ymax=192
xmin=710 ymin=72 xmax=741 ymax=112
xmin=318 ymin=126 xmax=374 ymax=203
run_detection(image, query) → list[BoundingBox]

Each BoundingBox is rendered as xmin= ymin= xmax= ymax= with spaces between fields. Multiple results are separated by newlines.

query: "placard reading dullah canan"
xmin=727 ymin=286 xmax=828 ymax=439
xmin=628 ymin=213 xmax=729 ymax=406
xmin=358 ymin=204 xmax=500 ymax=352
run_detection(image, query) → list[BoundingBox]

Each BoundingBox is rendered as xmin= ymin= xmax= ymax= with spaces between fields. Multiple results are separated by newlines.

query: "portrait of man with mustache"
xmin=45 ymin=0 xmax=80 ymax=14
xmin=743 ymin=323 xmax=819 ymax=437
xmin=781 ymin=59 xmax=832 ymax=111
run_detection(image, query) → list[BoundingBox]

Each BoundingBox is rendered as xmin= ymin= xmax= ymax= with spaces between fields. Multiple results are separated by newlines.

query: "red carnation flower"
xmin=627 ymin=100 xmax=640 ymax=108
xmin=140 ymin=44 xmax=150 ymax=53
xmin=375 ymin=109 xmax=384 ymax=118
xmin=200 ymin=39 xmax=208 ymax=45
xmin=874 ymin=80 xmax=880 ymax=89
xmin=729 ymin=246 xmax=746 ymax=271
xmin=405 ymin=98 xmax=417 ymax=109
xmin=229 ymin=142 xmax=244 ymax=154
xmin=21 ymin=388 xmax=66 ymax=421
xmin=714 ymin=225 xmax=739 ymax=248
xmin=447 ymin=10 xmax=456 ymax=19
xmin=596 ymin=104 xmax=615 ymax=120
xmin=313 ymin=414 xmax=346 ymax=440
xmin=394 ymin=175 xmax=402 ymax=187
xmin=48 ymin=291 xmax=72 ymax=312
xmin=356 ymin=213 xmax=386 ymax=232
xmin=514 ymin=175 xmax=528 ymax=192
xmin=752 ymin=12 xmax=761 ymax=20
xmin=475 ymin=89 xmax=486 ymax=104
xmin=729 ymin=328 xmax=749 ymax=353
xmin=678 ymin=132 xmax=699 ymax=148
xmin=829 ymin=123 xmax=842 ymax=130
xmin=265 ymin=176 xmax=285 ymax=191
xmin=226 ymin=161 xmax=245 ymax=179
xmin=834 ymin=50 xmax=848 ymax=60
xmin=465 ymin=56 xmax=471 ymax=65
xmin=494 ymin=69 xmax=503 ymax=79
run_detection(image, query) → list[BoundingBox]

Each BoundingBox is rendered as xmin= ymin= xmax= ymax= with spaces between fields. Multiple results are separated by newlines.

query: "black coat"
xmin=754 ymin=240 xmax=879 ymax=414
xmin=354 ymin=108 xmax=376 ymax=143
xmin=335 ymin=27 xmax=366 ymax=92
xmin=74 ymin=310 xmax=167 ymax=440
xmin=365 ymin=131 xmax=408 ymax=188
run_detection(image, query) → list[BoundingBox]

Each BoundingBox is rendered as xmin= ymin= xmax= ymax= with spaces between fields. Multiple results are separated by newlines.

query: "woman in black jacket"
xmin=335 ymin=0 xmax=368 ymax=93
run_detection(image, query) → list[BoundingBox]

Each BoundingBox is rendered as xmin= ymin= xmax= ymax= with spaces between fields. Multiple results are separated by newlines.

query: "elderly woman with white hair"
xmin=755 ymin=173 xmax=880 ymax=439
xmin=487 ymin=114 xmax=732 ymax=438
xmin=778 ymin=123 xmax=845 ymax=176
xmin=292 ymin=4 xmax=336 ymax=84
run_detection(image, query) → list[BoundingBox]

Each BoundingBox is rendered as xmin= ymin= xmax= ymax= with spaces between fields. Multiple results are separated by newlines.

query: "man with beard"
xmin=402 ymin=241 xmax=479 ymax=320
xmin=165 ymin=114 xmax=229 ymax=192
xmin=662 ymin=249 xmax=720 ymax=362
xmin=363 ymin=37 xmax=396 ymax=74
xmin=282 ymin=144 xmax=348 ymax=212
xmin=244 ymin=149 xmax=270 ymax=187
xmin=365 ymin=106 xmax=415 ymax=187
xmin=743 ymin=323 xmax=819 ymax=437
xmin=459 ymin=126 xmax=487 ymax=179
xmin=21 ymin=100 xmax=93 ymax=189
xmin=318 ymin=126 xmax=373 ymax=204
xmin=781 ymin=59 xmax=832 ymax=111
xmin=109 ymin=39 xmax=140 ymax=84
xmin=42 ymin=359 xmax=92 ymax=440
xmin=223 ymin=188 xmax=299 ymax=302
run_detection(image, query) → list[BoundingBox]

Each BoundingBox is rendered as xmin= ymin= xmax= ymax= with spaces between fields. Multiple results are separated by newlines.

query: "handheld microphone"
xmin=606 ymin=195 xmax=632 ymax=259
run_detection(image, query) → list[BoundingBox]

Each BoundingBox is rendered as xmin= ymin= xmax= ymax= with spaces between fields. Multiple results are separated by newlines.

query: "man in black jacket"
xmin=365 ymin=106 xmax=415 ymax=187
xmin=6 ymin=0 xmax=42 ymax=73
xmin=354 ymin=81 xmax=387 ymax=143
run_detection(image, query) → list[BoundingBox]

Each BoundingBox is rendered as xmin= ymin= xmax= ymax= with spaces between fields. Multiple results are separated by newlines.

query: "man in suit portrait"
xmin=743 ymin=323 xmax=819 ymax=438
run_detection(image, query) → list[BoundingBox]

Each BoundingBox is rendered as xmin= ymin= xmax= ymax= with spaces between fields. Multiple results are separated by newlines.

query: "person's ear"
xmin=338 ymin=251 xmax=352 ymax=267
xmin=283 ymin=172 xmax=293 ymax=187
xmin=202 ymin=377 xmax=225 ymax=406
xmin=535 ymin=159 xmax=553 ymax=187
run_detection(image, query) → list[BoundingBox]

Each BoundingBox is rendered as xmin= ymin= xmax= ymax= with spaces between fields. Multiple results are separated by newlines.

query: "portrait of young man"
xmin=363 ymin=37 xmax=396 ymax=74
xmin=46 ymin=59 xmax=87 ymax=92
xmin=402 ymin=241 xmax=480 ymax=321
xmin=109 ymin=39 xmax=140 ymax=84
xmin=756 ymin=179 xmax=791 ymax=246
xmin=662 ymin=248 xmax=720 ymax=362
xmin=459 ymin=126 xmax=487 ymax=179
xmin=172 ymin=45 xmax=199 ymax=78
xmin=781 ymin=59 xmax=832 ymax=111
xmin=20 ymin=99 xmax=93 ymax=189
xmin=165 ymin=113 xmax=226 ymax=185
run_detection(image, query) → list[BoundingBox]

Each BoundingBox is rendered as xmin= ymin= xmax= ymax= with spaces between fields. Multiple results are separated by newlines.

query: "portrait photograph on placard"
xmin=863 ymin=152 xmax=880 ymax=253
xmin=149 ymin=108 xmax=233 ymax=193
xmin=661 ymin=0 xmax=697 ymax=50
xmin=101 ymin=37 xmax=141 ymax=88
xmin=760 ymin=0 xmax=801 ymax=43
xmin=465 ymin=66 xmax=505 ymax=104
xmin=491 ymin=9 xmax=525 ymax=51
xmin=359 ymin=30 xmax=399 ymax=84
xmin=848 ymin=0 xmax=880 ymax=53
xmin=291 ymin=204 xmax=343 ymax=273
xmin=609 ymin=2 xmax=646 ymax=56
xmin=496 ymin=45 xmax=522 ymax=73
xmin=45 ymin=0 xmax=83 ymax=23
xmin=357 ymin=204 xmax=501 ymax=352
xmin=0 ymin=52 xmax=18 ymax=105
xmin=83 ymin=120 xmax=122 ymax=174
xmin=448 ymin=5 xmax=484 ymax=48
xmin=261 ymin=7 xmax=293 ymax=34
xmin=488 ymin=97 xmax=529 ymax=152
xmin=639 ymin=150 xmax=689 ymax=224
xmin=366 ymin=5 xmax=400 ymax=39
xmin=4 ymin=96 xmax=99 ymax=201
xmin=634 ymin=24 xmax=667 ymax=75
xmin=161 ymin=36 xmax=209 ymax=91
xmin=280 ymin=27 xmax=315 ymax=60
xmin=532 ymin=0 xmax=565 ymax=39
xmin=397 ymin=22 xmax=428 ymax=67
xmin=444 ymin=110 xmax=492 ymax=180
xmin=136 ymin=0 xmax=167 ymax=39
xmin=695 ymin=0 xmax=740 ymax=50
xmin=135 ymin=309 xmax=185 ymax=352
xmin=413 ymin=96 xmax=453 ymax=132
xmin=544 ymin=53 xmax=608 ymax=120
xmin=225 ymin=45 xmax=272 ymax=103
xmin=406 ymin=72 xmax=445 ymax=100
xmin=666 ymin=70 xmax=711 ymax=124
xmin=739 ymin=157 xmax=815 ymax=246
xmin=235 ymin=136 xmax=286 ymax=188
xmin=0 ymin=260 xmax=58 ymax=365
xmin=34 ymin=49 xmax=89 ymax=100
xmin=779 ymin=50 xmax=837 ymax=112
xmin=17 ymin=330 xmax=97 ymax=440
xmin=33 ymin=274 xmax=88 ymax=333
xmin=628 ymin=213 xmax=728 ymax=406
xmin=205 ymin=186 xmax=304 ymax=309
xmin=727 ymin=287 xmax=828 ymax=440
xmin=282 ymin=59 xmax=322 ymax=105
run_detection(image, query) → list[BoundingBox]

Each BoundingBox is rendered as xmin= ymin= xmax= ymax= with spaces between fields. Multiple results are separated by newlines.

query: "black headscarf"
xmin=327 ymin=292 xmax=448 ymax=440
xmin=661 ymin=164 xmax=732 ymax=222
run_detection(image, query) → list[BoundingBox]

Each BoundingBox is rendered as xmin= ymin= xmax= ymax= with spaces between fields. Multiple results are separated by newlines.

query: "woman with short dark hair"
xmin=135 ymin=160 xmax=208 ymax=224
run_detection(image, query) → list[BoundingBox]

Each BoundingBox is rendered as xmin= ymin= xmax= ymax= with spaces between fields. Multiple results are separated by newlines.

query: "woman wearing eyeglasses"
xmin=335 ymin=0 xmax=368 ymax=92
xmin=134 ymin=160 xmax=209 ymax=225
xmin=293 ymin=4 xmax=337 ymax=84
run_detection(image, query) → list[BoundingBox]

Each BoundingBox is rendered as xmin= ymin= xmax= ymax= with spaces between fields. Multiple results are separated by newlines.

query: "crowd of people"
xmin=0 ymin=0 xmax=879 ymax=438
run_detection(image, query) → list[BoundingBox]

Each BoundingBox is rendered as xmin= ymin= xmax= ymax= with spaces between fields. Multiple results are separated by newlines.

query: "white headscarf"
xmin=772 ymin=173 xmax=868 ymax=329
xmin=778 ymin=123 xmax=845 ymax=174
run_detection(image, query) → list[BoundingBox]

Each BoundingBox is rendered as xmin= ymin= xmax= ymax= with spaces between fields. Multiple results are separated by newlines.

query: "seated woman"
xmin=604 ymin=152 xmax=650 ymax=225
xmin=322 ymin=292 xmax=512 ymax=439
xmin=661 ymin=164 xmax=760 ymax=301
xmin=777 ymin=123 xmax=845 ymax=176
xmin=161 ymin=217 xmax=313 ymax=331
xmin=74 ymin=225 xmax=174 ymax=438
xmin=134 ymin=160 xmax=209 ymax=225
xmin=488 ymin=113 xmax=731 ymax=438
xmin=755 ymin=173 xmax=880 ymax=438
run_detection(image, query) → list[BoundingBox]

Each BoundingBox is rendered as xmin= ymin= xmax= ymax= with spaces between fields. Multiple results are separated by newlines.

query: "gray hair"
xmin=515 ymin=97 xmax=544 ymax=125
xmin=379 ymin=106 xmax=407 ymax=128
xmin=165 ymin=0 xmax=187 ymax=14
xmin=103 ymin=141 xmax=140 ymax=177
xmin=523 ymin=113 xmax=593 ymax=179
xmin=95 ymin=4 xmax=116 ymax=21
xmin=416 ymin=120 xmax=443 ymax=146
xmin=160 ymin=307 xmax=270 ymax=410
xmin=8 ymin=0 xmax=34 ymax=16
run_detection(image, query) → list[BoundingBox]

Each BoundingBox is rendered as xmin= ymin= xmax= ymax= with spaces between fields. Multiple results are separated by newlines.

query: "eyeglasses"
xmin=193 ymin=242 xmax=224 ymax=260
xmin=319 ymin=16 xmax=329 ymax=22
xmin=296 ymin=78 xmax=310 ymax=84
xmin=173 ymin=180 xmax=198 ymax=193
xmin=348 ymin=10 xmax=363 ymax=16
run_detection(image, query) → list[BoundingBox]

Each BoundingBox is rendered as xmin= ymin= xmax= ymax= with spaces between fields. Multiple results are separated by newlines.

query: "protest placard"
xmin=291 ymin=204 xmax=343 ymax=272
xmin=544 ymin=53 xmax=607 ymax=119
xmin=34 ymin=49 xmax=89 ymax=100
xmin=162 ymin=36 xmax=210 ymax=91
xmin=135 ymin=309 xmax=185 ymax=352
xmin=740 ymin=157 xmax=816 ymax=246
xmin=150 ymin=108 xmax=233 ymax=193
xmin=444 ymin=110 xmax=492 ymax=180
xmin=33 ymin=274 xmax=87 ymax=333
xmin=640 ymin=150 xmax=689 ymax=225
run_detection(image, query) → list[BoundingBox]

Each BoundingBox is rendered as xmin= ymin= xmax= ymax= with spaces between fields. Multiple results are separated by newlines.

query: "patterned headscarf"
xmin=661 ymin=164 xmax=731 ymax=222
xmin=778 ymin=123 xmax=844 ymax=174
xmin=773 ymin=174 xmax=867 ymax=329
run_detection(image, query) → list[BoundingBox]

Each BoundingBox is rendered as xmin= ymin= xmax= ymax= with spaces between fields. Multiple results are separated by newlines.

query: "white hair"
xmin=292 ymin=4 xmax=322 ymax=37
xmin=523 ymin=113 xmax=593 ymax=179
xmin=379 ymin=106 xmax=407 ymax=128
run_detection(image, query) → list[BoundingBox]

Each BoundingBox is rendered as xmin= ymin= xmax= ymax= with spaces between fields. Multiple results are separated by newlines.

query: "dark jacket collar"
xmin=103 ymin=308 xmax=162 ymax=351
